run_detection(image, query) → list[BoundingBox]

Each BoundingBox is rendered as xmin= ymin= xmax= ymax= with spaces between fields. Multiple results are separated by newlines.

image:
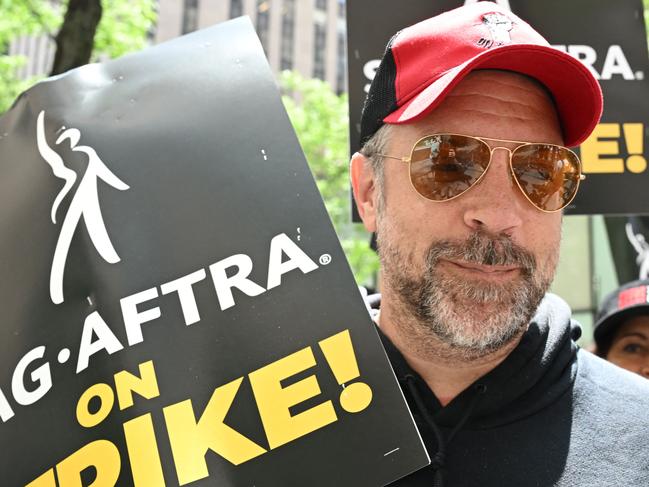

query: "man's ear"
xmin=350 ymin=152 xmax=378 ymax=233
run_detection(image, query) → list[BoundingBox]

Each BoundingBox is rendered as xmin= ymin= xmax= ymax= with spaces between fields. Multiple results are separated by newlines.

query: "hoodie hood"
xmin=370 ymin=292 xmax=580 ymax=429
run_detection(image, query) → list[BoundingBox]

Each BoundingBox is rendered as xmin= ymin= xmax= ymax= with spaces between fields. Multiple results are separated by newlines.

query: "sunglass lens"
xmin=409 ymin=135 xmax=491 ymax=201
xmin=511 ymin=145 xmax=581 ymax=212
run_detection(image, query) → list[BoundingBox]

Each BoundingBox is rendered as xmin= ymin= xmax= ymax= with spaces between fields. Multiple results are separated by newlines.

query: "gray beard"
xmin=378 ymin=231 xmax=554 ymax=360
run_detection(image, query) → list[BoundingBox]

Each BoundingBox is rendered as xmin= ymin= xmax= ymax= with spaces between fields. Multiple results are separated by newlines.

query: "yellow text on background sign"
xmin=25 ymin=329 xmax=373 ymax=487
xmin=580 ymin=122 xmax=647 ymax=174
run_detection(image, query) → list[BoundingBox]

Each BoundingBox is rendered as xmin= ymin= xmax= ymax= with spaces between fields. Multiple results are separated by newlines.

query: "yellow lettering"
xmin=580 ymin=123 xmax=624 ymax=173
xmin=622 ymin=123 xmax=647 ymax=173
xmin=56 ymin=440 xmax=120 ymax=487
xmin=114 ymin=360 xmax=160 ymax=410
xmin=76 ymin=383 xmax=114 ymax=428
xmin=249 ymin=347 xmax=337 ymax=450
xmin=163 ymin=377 xmax=266 ymax=485
xmin=24 ymin=469 xmax=55 ymax=487
xmin=124 ymin=413 xmax=165 ymax=487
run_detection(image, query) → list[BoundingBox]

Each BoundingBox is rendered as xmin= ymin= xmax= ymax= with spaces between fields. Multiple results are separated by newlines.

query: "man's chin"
xmin=441 ymin=278 xmax=524 ymax=308
xmin=427 ymin=320 xmax=526 ymax=359
xmin=420 ymin=293 xmax=530 ymax=355
xmin=448 ymin=291 xmax=512 ymax=311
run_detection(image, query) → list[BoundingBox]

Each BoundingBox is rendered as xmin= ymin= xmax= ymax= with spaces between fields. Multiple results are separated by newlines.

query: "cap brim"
xmin=594 ymin=304 xmax=649 ymax=349
xmin=383 ymin=44 xmax=603 ymax=147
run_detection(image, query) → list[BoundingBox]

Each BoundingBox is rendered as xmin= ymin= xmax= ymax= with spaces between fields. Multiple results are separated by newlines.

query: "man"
xmin=351 ymin=3 xmax=649 ymax=486
xmin=594 ymin=278 xmax=649 ymax=379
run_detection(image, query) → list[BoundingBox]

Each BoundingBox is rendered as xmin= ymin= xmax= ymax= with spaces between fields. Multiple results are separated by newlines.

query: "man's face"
xmin=353 ymin=70 xmax=564 ymax=359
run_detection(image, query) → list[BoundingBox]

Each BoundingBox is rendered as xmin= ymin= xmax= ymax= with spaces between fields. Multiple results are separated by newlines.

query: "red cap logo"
xmin=478 ymin=13 xmax=514 ymax=49
xmin=618 ymin=286 xmax=649 ymax=310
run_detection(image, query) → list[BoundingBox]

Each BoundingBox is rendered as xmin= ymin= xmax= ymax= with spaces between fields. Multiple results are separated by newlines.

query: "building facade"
xmin=155 ymin=0 xmax=348 ymax=93
xmin=9 ymin=0 xmax=348 ymax=94
xmin=8 ymin=33 xmax=56 ymax=80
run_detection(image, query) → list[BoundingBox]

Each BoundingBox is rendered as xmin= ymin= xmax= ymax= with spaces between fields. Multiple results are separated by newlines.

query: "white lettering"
xmin=77 ymin=312 xmax=124 ymax=373
xmin=0 ymin=387 xmax=14 ymax=422
xmin=12 ymin=346 xmax=52 ymax=406
xmin=121 ymin=288 xmax=162 ymax=346
xmin=553 ymin=44 xmax=638 ymax=80
xmin=160 ymin=269 xmax=207 ymax=326
xmin=601 ymin=45 xmax=635 ymax=80
xmin=209 ymin=255 xmax=266 ymax=311
xmin=363 ymin=59 xmax=381 ymax=94
xmin=566 ymin=45 xmax=599 ymax=79
xmin=4 ymin=233 xmax=325 ymax=422
xmin=267 ymin=234 xmax=319 ymax=290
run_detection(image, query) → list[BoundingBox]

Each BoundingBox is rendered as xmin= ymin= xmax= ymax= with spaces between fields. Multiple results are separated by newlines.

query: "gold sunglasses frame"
xmin=377 ymin=133 xmax=586 ymax=213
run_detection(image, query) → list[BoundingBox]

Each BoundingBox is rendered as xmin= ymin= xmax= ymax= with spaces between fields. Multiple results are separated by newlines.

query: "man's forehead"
xmin=389 ymin=70 xmax=563 ymax=143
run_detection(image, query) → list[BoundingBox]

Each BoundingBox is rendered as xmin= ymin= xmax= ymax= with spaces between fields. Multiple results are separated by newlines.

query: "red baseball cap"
xmin=360 ymin=2 xmax=603 ymax=148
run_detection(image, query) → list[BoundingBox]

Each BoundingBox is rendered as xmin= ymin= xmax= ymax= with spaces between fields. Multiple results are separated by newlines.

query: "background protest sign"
xmin=0 ymin=17 xmax=428 ymax=487
xmin=347 ymin=0 xmax=649 ymax=216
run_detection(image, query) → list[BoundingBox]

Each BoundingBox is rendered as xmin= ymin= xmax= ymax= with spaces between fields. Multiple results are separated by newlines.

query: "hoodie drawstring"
xmin=405 ymin=376 xmax=487 ymax=487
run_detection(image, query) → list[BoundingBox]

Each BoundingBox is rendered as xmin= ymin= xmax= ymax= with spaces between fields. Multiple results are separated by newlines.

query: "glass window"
xmin=256 ymin=0 xmax=270 ymax=54
xmin=182 ymin=0 xmax=199 ymax=34
xmin=280 ymin=0 xmax=296 ymax=70
xmin=336 ymin=31 xmax=346 ymax=94
xmin=313 ymin=23 xmax=326 ymax=80
xmin=230 ymin=0 xmax=243 ymax=18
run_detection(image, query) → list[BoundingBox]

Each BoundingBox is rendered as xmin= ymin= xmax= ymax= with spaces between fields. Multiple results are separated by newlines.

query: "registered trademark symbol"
xmin=636 ymin=71 xmax=644 ymax=80
xmin=319 ymin=254 xmax=332 ymax=265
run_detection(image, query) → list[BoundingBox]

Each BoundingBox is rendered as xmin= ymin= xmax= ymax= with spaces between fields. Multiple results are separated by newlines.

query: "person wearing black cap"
xmin=594 ymin=279 xmax=649 ymax=379
xmin=350 ymin=2 xmax=649 ymax=486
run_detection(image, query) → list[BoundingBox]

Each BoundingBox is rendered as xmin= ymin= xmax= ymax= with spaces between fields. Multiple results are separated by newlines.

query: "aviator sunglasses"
xmin=376 ymin=133 xmax=585 ymax=212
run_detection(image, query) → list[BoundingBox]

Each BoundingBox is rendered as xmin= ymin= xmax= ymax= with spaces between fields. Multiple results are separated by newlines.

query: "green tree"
xmin=281 ymin=71 xmax=379 ymax=287
xmin=0 ymin=0 xmax=156 ymax=113
xmin=0 ymin=0 xmax=57 ymax=112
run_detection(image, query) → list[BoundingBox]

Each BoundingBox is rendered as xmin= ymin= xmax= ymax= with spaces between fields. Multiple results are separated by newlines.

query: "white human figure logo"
xmin=36 ymin=111 xmax=129 ymax=305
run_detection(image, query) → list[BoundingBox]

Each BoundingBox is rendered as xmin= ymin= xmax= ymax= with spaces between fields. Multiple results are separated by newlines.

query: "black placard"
xmin=0 ymin=18 xmax=428 ymax=487
xmin=347 ymin=0 xmax=649 ymax=216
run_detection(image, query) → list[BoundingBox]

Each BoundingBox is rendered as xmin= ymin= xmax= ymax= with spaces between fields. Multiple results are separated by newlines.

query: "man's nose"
xmin=462 ymin=149 xmax=524 ymax=236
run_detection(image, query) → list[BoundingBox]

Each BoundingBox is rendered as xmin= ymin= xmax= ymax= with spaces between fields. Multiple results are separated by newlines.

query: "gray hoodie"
xmin=371 ymin=293 xmax=649 ymax=486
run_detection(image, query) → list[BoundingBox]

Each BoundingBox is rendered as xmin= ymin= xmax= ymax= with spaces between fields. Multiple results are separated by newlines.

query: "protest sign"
xmin=347 ymin=0 xmax=649 ymax=215
xmin=0 ymin=17 xmax=428 ymax=487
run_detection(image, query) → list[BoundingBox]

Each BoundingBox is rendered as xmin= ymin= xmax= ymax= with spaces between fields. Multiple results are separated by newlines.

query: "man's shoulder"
xmin=574 ymin=348 xmax=649 ymax=414
xmin=557 ymin=349 xmax=649 ymax=484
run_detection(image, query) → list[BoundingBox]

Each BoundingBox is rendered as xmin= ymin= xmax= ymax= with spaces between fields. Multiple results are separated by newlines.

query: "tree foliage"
xmin=0 ymin=0 xmax=57 ymax=112
xmin=281 ymin=71 xmax=379 ymax=287
xmin=0 ymin=0 xmax=156 ymax=113
xmin=91 ymin=0 xmax=156 ymax=59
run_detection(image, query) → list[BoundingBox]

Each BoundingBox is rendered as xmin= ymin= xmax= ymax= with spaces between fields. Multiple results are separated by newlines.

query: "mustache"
xmin=425 ymin=232 xmax=536 ymax=273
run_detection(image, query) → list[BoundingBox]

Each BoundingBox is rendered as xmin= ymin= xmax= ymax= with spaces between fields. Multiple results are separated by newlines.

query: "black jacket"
xmin=370 ymin=293 xmax=649 ymax=486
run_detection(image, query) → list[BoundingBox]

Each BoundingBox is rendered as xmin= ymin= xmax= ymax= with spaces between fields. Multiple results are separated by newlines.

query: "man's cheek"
xmin=538 ymin=246 xmax=560 ymax=284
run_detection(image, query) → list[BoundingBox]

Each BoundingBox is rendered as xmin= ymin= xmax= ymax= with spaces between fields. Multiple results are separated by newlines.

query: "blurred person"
xmin=351 ymin=2 xmax=649 ymax=486
xmin=595 ymin=279 xmax=649 ymax=379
